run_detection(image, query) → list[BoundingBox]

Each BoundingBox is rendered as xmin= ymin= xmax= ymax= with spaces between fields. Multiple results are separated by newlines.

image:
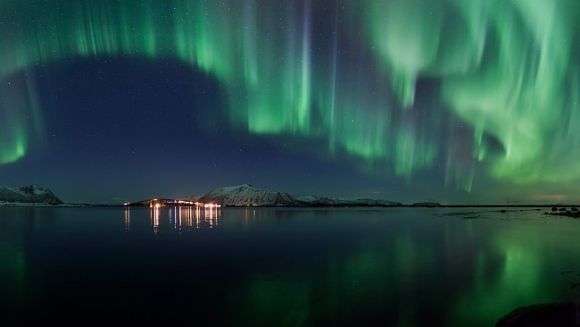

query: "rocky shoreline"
xmin=546 ymin=207 xmax=580 ymax=218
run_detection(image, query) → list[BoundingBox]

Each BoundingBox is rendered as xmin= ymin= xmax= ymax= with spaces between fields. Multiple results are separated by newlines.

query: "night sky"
xmin=0 ymin=0 xmax=579 ymax=204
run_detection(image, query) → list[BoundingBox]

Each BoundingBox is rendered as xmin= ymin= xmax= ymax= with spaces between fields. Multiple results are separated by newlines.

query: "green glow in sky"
xmin=0 ymin=0 xmax=578 ymax=190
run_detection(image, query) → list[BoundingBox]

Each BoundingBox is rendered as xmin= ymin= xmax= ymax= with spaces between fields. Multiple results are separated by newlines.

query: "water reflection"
xmin=123 ymin=207 xmax=130 ymax=232
xmin=225 ymin=210 xmax=580 ymax=326
xmin=124 ymin=206 xmax=222 ymax=233
xmin=0 ymin=207 xmax=59 ymax=307
xmin=1 ymin=207 xmax=579 ymax=325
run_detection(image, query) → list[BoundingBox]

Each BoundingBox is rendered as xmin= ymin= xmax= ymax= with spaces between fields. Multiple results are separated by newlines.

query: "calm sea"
xmin=1 ymin=207 xmax=579 ymax=325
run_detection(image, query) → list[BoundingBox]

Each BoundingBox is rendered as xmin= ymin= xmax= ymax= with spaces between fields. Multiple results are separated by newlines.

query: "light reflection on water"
xmin=0 ymin=207 xmax=579 ymax=325
xmin=126 ymin=206 xmax=222 ymax=233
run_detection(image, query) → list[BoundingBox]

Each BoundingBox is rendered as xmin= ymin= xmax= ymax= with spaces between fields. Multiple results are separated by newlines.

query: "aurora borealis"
xmin=0 ymin=0 xmax=579 ymax=202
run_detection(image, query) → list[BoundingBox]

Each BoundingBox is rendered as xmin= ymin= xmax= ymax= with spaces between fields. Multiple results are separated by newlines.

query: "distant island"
xmin=126 ymin=184 xmax=403 ymax=208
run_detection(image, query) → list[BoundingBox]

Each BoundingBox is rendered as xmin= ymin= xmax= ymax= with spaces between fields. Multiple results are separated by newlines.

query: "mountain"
xmin=0 ymin=185 xmax=63 ymax=205
xmin=198 ymin=184 xmax=401 ymax=207
xmin=411 ymin=202 xmax=442 ymax=208
xmin=296 ymin=195 xmax=401 ymax=207
xmin=198 ymin=184 xmax=295 ymax=207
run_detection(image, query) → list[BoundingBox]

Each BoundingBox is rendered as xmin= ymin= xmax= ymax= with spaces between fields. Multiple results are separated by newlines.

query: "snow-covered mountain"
xmin=296 ymin=195 xmax=401 ymax=207
xmin=0 ymin=185 xmax=63 ymax=205
xmin=199 ymin=184 xmax=401 ymax=207
xmin=411 ymin=202 xmax=442 ymax=208
xmin=199 ymin=184 xmax=296 ymax=207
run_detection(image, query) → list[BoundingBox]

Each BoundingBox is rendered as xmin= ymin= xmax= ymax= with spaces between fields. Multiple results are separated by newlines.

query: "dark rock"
xmin=496 ymin=302 xmax=577 ymax=327
xmin=549 ymin=211 xmax=580 ymax=218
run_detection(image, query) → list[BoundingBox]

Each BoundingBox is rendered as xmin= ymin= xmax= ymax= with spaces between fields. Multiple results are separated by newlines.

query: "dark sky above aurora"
xmin=0 ymin=0 xmax=579 ymax=204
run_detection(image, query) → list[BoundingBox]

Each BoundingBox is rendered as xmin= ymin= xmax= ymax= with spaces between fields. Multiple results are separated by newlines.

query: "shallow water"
xmin=1 ymin=207 xmax=579 ymax=325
